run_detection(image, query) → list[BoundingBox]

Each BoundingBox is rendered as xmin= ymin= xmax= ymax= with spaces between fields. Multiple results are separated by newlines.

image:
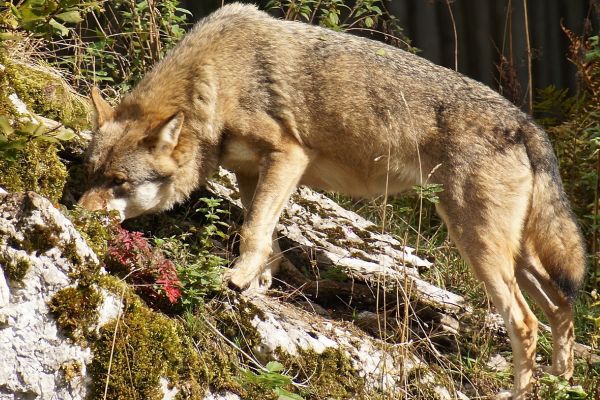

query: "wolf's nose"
xmin=78 ymin=189 xmax=111 ymax=213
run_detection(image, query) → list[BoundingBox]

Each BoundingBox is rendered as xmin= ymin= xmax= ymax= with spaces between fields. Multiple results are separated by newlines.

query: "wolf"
xmin=79 ymin=3 xmax=587 ymax=398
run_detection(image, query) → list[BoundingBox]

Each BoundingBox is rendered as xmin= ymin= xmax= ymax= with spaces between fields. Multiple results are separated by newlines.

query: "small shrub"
xmin=153 ymin=197 xmax=228 ymax=311
xmin=266 ymin=0 xmax=415 ymax=52
xmin=533 ymin=374 xmax=587 ymax=400
xmin=105 ymin=227 xmax=182 ymax=307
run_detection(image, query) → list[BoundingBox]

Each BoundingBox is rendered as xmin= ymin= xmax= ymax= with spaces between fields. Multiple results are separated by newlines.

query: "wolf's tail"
xmin=522 ymin=122 xmax=587 ymax=302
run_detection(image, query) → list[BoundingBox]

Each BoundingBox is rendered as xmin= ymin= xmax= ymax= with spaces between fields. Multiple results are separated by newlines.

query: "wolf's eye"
xmin=111 ymin=177 xmax=126 ymax=186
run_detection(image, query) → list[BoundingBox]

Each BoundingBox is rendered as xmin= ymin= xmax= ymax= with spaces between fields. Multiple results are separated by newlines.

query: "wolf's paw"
xmin=537 ymin=363 xmax=572 ymax=379
xmin=224 ymin=257 xmax=272 ymax=293
xmin=224 ymin=267 xmax=255 ymax=291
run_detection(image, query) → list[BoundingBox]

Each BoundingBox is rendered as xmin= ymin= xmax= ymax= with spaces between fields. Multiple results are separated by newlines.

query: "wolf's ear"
xmin=90 ymin=87 xmax=114 ymax=127
xmin=152 ymin=112 xmax=184 ymax=154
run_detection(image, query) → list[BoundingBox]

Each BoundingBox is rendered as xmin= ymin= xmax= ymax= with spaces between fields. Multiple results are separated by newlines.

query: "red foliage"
xmin=105 ymin=227 xmax=181 ymax=305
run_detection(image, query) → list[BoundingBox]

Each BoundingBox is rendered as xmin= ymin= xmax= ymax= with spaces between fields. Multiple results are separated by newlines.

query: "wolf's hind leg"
xmin=228 ymin=144 xmax=309 ymax=290
xmin=515 ymin=250 xmax=575 ymax=378
xmin=436 ymin=160 xmax=537 ymax=399
xmin=453 ymin=236 xmax=538 ymax=399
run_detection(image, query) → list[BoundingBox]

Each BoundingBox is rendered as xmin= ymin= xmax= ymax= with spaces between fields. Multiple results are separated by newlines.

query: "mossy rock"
xmin=0 ymin=46 xmax=91 ymax=201
xmin=0 ymin=252 xmax=31 ymax=282
xmin=49 ymin=274 xmax=259 ymax=399
xmin=48 ymin=285 xmax=102 ymax=344
xmin=65 ymin=207 xmax=119 ymax=260
xmin=0 ymin=47 xmax=89 ymax=130
xmin=0 ymin=140 xmax=67 ymax=203
xmin=89 ymin=291 xmax=184 ymax=399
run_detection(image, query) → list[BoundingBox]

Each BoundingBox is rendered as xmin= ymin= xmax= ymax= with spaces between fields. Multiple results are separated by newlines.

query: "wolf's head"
xmin=79 ymin=88 xmax=199 ymax=220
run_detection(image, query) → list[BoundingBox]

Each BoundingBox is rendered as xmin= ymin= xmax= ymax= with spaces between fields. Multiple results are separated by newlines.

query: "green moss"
xmin=0 ymin=252 xmax=31 ymax=282
xmin=0 ymin=140 xmax=68 ymax=202
xmin=89 ymin=287 xmax=183 ymax=400
xmin=49 ymin=285 xmax=102 ymax=344
xmin=278 ymin=347 xmax=368 ymax=399
xmin=177 ymin=311 xmax=245 ymax=397
xmin=20 ymin=222 xmax=61 ymax=254
xmin=65 ymin=206 xmax=119 ymax=260
xmin=319 ymin=265 xmax=349 ymax=282
xmin=0 ymin=49 xmax=89 ymax=130
xmin=60 ymin=360 xmax=83 ymax=383
xmin=0 ymin=47 xmax=89 ymax=201
xmin=214 ymin=295 xmax=265 ymax=349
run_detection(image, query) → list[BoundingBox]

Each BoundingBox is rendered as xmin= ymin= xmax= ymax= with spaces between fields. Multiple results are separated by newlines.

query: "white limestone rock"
xmin=0 ymin=192 xmax=99 ymax=400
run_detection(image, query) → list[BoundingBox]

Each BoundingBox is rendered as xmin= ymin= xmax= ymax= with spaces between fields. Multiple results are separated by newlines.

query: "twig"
xmin=499 ymin=0 xmax=513 ymax=96
xmin=200 ymin=312 xmax=266 ymax=371
xmin=103 ymin=286 xmax=126 ymax=400
xmin=345 ymin=27 xmax=412 ymax=49
xmin=523 ymin=0 xmax=533 ymax=114
xmin=445 ymin=0 xmax=458 ymax=71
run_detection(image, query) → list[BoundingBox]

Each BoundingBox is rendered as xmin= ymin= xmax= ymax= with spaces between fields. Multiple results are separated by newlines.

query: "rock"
xmin=0 ymin=191 xmax=192 ymax=400
xmin=0 ymin=192 xmax=96 ymax=400
xmin=486 ymin=353 xmax=510 ymax=373
xmin=203 ymin=392 xmax=241 ymax=400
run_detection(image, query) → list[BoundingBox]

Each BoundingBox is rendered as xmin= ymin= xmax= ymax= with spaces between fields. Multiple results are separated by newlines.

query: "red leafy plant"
xmin=105 ymin=227 xmax=182 ymax=306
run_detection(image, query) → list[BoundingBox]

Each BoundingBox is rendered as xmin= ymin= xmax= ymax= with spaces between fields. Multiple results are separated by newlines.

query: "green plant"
xmin=266 ymin=0 xmax=415 ymax=52
xmin=154 ymin=233 xmax=224 ymax=311
xmin=412 ymin=182 xmax=444 ymax=205
xmin=534 ymin=374 xmax=587 ymax=400
xmin=0 ymin=115 xmax=74 ymax=162
xmin=1 ymin=0 xmax=98 ymax=38
xmin=195 ymin=197 xmax=230 ymax=247
xmin=153 ymin=197 xmax=228 ymax=311
xmin=239 ymin=361 xmax=304 ymax=400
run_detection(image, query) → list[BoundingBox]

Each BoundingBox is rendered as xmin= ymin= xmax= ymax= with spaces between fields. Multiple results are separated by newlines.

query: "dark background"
xmin=181 ymin=0 xmax=598 ymax=102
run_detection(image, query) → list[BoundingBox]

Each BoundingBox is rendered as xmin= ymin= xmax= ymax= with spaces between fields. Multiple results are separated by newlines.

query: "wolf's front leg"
xmin=227 ymin=144 xmax=310 ymax=290
xmin=235 ymin=172 xmax=286 ymax=291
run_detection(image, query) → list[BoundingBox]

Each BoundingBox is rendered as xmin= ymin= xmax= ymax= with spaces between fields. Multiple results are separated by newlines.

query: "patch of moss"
xmin=176 ymin=311 xmax=244 ymax=397
xmin=48 ymin=285 xmax=102 ymax=344
xmin=19 ymin=221 xmax=61 ymax=254
xmin=278 ymin=347 xmax=368 ymax=399
xmin=0 ymin=47 xmax=89 ymax=201
xmin=88 ymin=286 xmax=183 ymax=400
xmin=65 ymin=206 xmax=119 ymax=260
xmin=0 ymin=49 xmax=89 ymax=130
xmin=319 ymin=265 xmax=349 ymax=282
xmin=60 ymin=360 xmax=83 ymax=383
xmin=214 ymin=295 xmax=265 ymax=350
xmin=0 ymin=140 xmax=68 ymax=203
xmin=0 ymin=252 xmax=31 ymax=282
